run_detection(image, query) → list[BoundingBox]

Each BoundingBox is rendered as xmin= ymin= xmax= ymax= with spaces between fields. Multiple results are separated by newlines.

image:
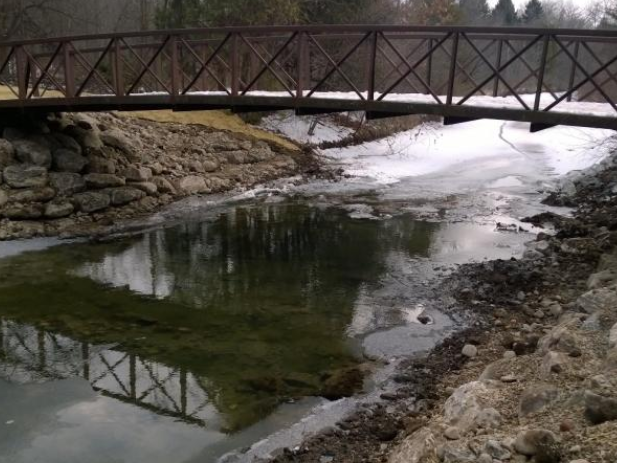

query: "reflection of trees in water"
xmin=0 ymin=204 xmax=441 ymax=432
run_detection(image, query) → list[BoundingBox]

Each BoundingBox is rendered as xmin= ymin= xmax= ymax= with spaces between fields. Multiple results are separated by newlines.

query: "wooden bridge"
xmin=1 ymin=25 xmax=617 ymax=131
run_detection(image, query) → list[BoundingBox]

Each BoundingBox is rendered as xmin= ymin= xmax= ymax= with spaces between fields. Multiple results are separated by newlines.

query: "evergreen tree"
xmin=459 ymin=0 xmax=490 ymax=25
xmin=492 ymin=0 xmax=518 ymax=25
xmin=521 ymin=0 xmax=544 ymax=24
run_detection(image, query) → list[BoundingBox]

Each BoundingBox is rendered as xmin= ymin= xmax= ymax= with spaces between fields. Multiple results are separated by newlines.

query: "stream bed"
xmin=0 ymin=119 xmax=614 ymax=463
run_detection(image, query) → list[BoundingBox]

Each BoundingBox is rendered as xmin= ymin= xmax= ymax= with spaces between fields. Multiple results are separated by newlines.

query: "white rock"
xmin=609 ymin=323 xmax=617 ymax=349
xmin=388 ymin=427 xmax=436 ymax=463
xmin=462 ymin=344 xmax=478 ymax=358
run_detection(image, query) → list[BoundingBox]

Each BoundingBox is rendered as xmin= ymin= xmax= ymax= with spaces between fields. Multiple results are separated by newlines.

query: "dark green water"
xmin=0 ymin=202 xmax=524 ymax=463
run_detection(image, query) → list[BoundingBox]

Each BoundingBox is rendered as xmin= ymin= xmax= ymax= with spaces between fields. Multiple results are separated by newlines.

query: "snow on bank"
xmin=261 ymin=112 xmax=354 ymax=144
xmin=322 ymin=120 xmax=615 ymax=184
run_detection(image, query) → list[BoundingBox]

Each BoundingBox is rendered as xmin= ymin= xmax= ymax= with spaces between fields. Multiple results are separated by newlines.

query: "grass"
xmin=0 ymin=85 xmax=299 ymax=151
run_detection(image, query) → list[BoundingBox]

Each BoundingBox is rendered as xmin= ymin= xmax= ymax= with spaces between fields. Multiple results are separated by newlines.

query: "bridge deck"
xmin=1 ymin=25 xmax=617 ymax=130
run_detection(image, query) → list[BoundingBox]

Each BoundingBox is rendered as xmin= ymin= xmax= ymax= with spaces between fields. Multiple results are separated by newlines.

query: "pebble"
xmin=462 ymin=344 xmax=478 ymax=358
xmin=503 ymin=350 xmax=517 ymax=359
xmin=560 ymin=418 xmax=575 ymax=432
xmin=500 ymin=374 xmax=518 ymax=383
xmin=444 ymin=426 xmax=461 ymax=440
xmin=477 ymin=453 xmax=492 ymax=463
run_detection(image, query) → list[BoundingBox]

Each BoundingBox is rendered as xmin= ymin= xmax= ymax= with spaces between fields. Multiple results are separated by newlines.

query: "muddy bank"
xmin=263 ymin=152 xmax=617 ymax=462
xmin=0 ymin=111 xmax=318 ymax=241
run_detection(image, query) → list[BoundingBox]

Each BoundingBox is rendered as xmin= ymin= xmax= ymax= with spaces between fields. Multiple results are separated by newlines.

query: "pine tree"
xmin=522 ymin=0 xmax=544 ymax=24
xmin=459 ymin=0 xmax=490 ymax=25
xmin=492 ymin=0 xmax=518 ymax=25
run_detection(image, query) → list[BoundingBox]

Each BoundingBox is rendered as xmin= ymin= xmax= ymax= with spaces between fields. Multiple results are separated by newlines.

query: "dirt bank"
xmin=0 ymin=111 xmax=320 ymax=240
xmin=267 ymin=151 xmax=617 ymax=462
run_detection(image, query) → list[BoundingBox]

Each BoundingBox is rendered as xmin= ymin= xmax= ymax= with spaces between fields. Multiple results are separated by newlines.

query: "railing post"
xmin=567 ymin=40 xmax=580 ymax=102
xmin=493 ymin=40 xmax=504 ymax=97
xmin=15 ymin=46 xmax=28 ymax=100
xmin=426 ymin=39 xmax=433 ymax=88
xmin=446 ymin=33 xmax=459 ymax=105
xmin=63 ymin=42 xmax=76 ymax=98
xmin=112 ymin=39 xmax=124 ymax=97
xmin=296 ymin=31 xmax=309 ymax=98
xmin=231 ymin=33 xmax=240 ymax=96
xmin=534 ymin=34 xmax=551 ymax=111
xmin=366 ymin=31 xmax=378 ymax=101
xmin=171 ymin=35 xmax=179 ymax=98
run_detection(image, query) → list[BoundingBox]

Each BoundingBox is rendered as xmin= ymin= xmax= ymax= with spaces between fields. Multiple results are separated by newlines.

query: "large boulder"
xmin=0 ymin=139 xmax=15 ymax=169
xmin=121 ymin=166 xmax=152 ymax=182
xmin=84 ymin=173 xmax=125 ymax=189
xmin=176 ymin=176 xmax=209 ymax=195
xmin=44 ymin=201 xmax=74 ymax=219
xmin=52 ymin=133 xmax=82 ymax=155
xmin=49 ymin=173 xmax=87 ymax=195
xmin=131 ymin=182 xmax=158 ymax=196
xmin=8 ymin=187 xmax=55 ymax=204
xmin=584 ymin=391 xmax=617 ymax=424
xmin=513 ymin=429 xmax=560 ymax=459
xmin=443 ymin=381 xmax=491 ymax=435
xmin=100 ymin=129 xmax=138 ymax=158
xmin=12 ymin=139 xmax=52 ymax=168
xmin=87 ymin=154 xmax=117 ymax=174
xmin=107 ymin=187 xmax=145 ymax=206
xmin=72 ymin=192 xmax=110 ymax=213
xmin=2 ymin=202 xmax=44 ymax=220
xmin=388 ymin=427 xmax=436 ymax=463
xmin=576 ymin=287 xmax=617 ymax=314
xmin=52 ymin=149 xmax=88 ymax=173
xmin=609 ymin=323 xmax=617 ymax=349
xmin=152 ymin=176 xmax=176 ymax=194
xmin=3 ymin=165 xmax=48 ymax=189
xmin=519 ymin=383 xmax=559 ymax=417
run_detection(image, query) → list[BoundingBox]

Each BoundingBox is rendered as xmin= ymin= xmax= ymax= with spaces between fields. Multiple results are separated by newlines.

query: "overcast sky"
xmin=488 ymin=0 xmax=598 ymax=9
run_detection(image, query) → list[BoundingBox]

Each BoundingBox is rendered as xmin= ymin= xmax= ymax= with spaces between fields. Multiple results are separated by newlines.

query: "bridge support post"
xmin=296 ymin=31 xmax=309 ymax=98
xmin=63 ymin=42 xmax=76 ymax=98
xmin=366 ymin=31 xmax=378 ymax=101
xmin=446 ymin=33 xmax=460 ymax=105
xmin=112 ymin=39 xmax=124 ymax=97
xmin=15 ymin=46 xmax=28 ymax=101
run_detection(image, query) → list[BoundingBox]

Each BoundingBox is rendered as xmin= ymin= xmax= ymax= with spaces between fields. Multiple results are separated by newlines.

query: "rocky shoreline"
xmin=0 ymin=111 xmax=311 ymax=241
xmin=267 ymin=151 xmax=617 ymax=462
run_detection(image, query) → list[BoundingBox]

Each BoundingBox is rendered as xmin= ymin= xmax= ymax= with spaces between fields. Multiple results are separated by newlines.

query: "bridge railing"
xmin=1 ymin=26 xmax=617 ymax=122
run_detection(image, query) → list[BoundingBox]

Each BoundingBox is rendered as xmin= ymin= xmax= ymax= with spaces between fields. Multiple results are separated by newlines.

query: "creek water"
xmin=0 ymin=119 xmax=613 ymax=463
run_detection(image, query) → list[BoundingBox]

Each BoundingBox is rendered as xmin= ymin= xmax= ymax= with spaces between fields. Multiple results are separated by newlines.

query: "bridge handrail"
xmin=2 ymin=24 xmax=617 ymax=47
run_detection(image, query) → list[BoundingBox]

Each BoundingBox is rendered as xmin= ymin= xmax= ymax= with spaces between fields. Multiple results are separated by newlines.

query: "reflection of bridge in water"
xmin=0 ymin=319 xmax=215 ymax=427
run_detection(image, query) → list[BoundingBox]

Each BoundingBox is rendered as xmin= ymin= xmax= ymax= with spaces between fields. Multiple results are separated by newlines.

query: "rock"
xmin=248 ymin=147 xmax=274 ymax=162
xmin=107 ymin=187 xmax=146 ymax=206
xmin=484 ymin=440 xmax=511 ymax=460
xmin=444 ymin=426 xmax=461 ymax=440
xmin=100 ymin=129 xmax=136 ymax=155
xmin=576 ymin=287 xmax=617 ymax=314
xmin=44 ymin=201 xmax=74 ymax=219
xmin=49 ymin=173 xmax=86 ymax=195
xmin=87 ymin=155 xmax=117 ymax=174
xmin=72 ymin=191 xmax=111 ymax=213
xmin=121 ymin=166 xmax=152 ymax=182
xmin=540 ymin=351 xmax=568 ymax=378
xmin=12 ymin=139 xmax=52 ymax=168
xmin=84 ymin=173 xmax=125 ymax=189
xmin=501 ymin=374 xmax=518 ymax=383
xmin=52 ymin=133 xmax=82 ymax=154
xmin=388 ymin=427 xmax=436 ymax=463
xmin=0 ymin=190 xmax=7 ymax=208
xmin=606 ymin=348 xmax=617 ymax=370
xmin=474 ymin=407 xmax=502 ymax=431
xmin=320 ymin=367 xmax=363 ymax=400
xmin=0 ymin=139 xmax=15 ymax=169
xmin=609 ymin=323 xmax=617 ymax=349
xmin=444 ymin=381 xmax=490 ymax=434
xmin=569 ymin=460 xmax=590 ymax=463
xmin=52 ymin=149 xmax=88 ymax=173
xmin=3 ymin=165 xmax=48 ymax=188
xmin=75 ymin=130 xmax=103 ymax=151
xmin=503 ymin=350 xmax=517 ymax=359
xmin=513 ymin=429 xmax=559 ymax=456
xmin=461 ymin=344 xmax=477 ymax=358
xmin=519 ymin=383 xmax=559 ymax=417
xmin=584 ymin=391 xmax=617 ymax=424
xmin=188 ymin=160 xmax=205 ymax=173
xmin=72 ymin=113 xmax=97 ymax=130
xmin=2 ymin=202 xmax=44 ymax=220
xmin=375 ymin=423 xmax=399 ymax=442
xmin=202 ymin=157 xmax=220 ymax=172
xmin=205 ymin=133 xmax=241 ymax=152
xmin=438 ymin=442 xmax=476 ymax=462
xmin=176 ymin=176 xmax=209 ymax=195
xmin=224 ymin=150 xmax=249 ymax=164
xmin=130 ymin=182 xmax=158 ymax=196
xmin=537 ymin=325 xmax=580 ymax=356
xmin=8 ymin=187 xmax=55 ymax=204
xmin=548 ymin=303 xmax=563 ymax=318
xmin=587 ymin=270 xmax=617 ymax=289
xmin=477 ymin=454 xmax=492 ymax=463
xmin=152 ymin=176 xmax=177 ymax=194
xmin=559 ymin=418 xmax=575 ymax=433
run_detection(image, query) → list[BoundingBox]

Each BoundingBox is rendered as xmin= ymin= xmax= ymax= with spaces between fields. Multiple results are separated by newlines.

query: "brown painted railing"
xmin=1 ymin=25 xmax=617 ymax=130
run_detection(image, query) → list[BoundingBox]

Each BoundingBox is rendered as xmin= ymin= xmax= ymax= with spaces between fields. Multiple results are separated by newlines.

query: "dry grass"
xmin=0 ymin=85 xmax=299 ymax=151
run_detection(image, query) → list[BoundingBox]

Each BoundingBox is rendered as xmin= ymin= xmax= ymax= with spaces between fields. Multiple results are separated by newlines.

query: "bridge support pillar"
xmin=530 ymin=123 xmax=556 ymax=133
xmin=443 ymin=116 xmax=480 ymax=126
